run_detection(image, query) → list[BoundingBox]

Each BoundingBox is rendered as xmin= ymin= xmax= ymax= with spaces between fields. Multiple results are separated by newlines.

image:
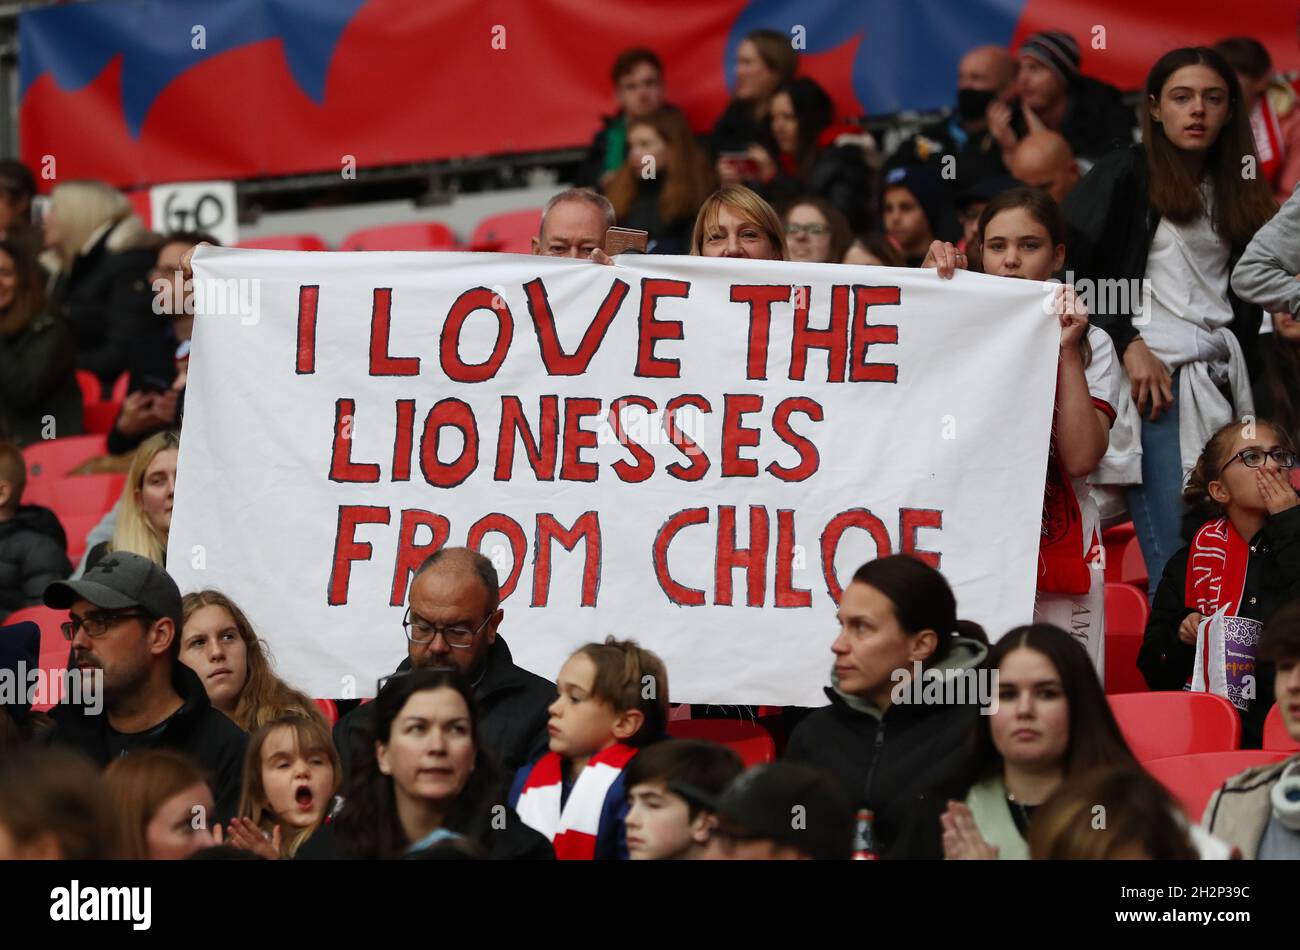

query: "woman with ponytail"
xmin=1138 ymin=418 xmax=1300 ymax=747
xmin=784 ymin=554 xmax=988 ymax=859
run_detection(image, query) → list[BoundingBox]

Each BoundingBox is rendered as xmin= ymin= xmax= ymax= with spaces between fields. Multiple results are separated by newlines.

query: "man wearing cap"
xmin=701 ymin=762 xmax=854 ymax=861
xmin=990 ymin=30 xmax=1134 ymax=169
xmin=41 ymin=551 xmax=248 ymax=824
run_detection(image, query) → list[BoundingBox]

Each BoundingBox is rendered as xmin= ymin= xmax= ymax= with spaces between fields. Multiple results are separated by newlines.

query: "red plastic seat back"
xmin=313 ymin=698 xmax=340 ymax=727
xmin=469 ymin=208 xmax=543 ymax=253
xmin=1 ymin=605 xmax=72 ymax=713
xmin=1263 ymin=703 xmax=1300 ymax=752
xmin=235 ymin=233 xmax=330 ymax=251
xmin=1109 ymin=692 xmax=1242 ymax=761
xmin=22 ymin=435 xmax=109 ymax=507
xmin=1103 ymin=582 xmax=1149 ymax=694
xmin=1145 ymin=750 xmax=1291 ymax=819
xmin=666 ymin=719 xmax=776 ymax=768
xmin=338 ymin=222 xmax=458 ymax=251
xmin=75 ymin=370 xmax=101 ymax=405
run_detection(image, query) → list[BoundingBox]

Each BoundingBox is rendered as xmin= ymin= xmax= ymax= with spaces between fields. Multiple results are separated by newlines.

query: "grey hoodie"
xmin=1232 ymin=182 xmax=1300 ymax=315
xmin=828 ymin=634 xmax=990 ymax=719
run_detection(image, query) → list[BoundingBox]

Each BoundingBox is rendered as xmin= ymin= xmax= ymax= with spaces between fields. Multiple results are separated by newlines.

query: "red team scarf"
xmin=1185 ymin=517 xmax=1250 ymax=618
xmin=514 ymin=742 xmax=636 ymax=860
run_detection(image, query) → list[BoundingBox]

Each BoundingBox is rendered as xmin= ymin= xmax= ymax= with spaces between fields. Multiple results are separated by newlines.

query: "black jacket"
xmin=1055 ymin=77 xmax=1136 ymax=164
xmin=0 ymin=505 xmax=71 ymax=615
xmin=784 ymin=639 xmax=986 ymax=860
xmin=1063 ymin=144 xmax=1264 ymax=377
xmin=886 ymin=115 xmax=1008 ymax=195
xmin=1138 ymin=507 xmax=1300 ymax=748
xmin=710 ymin=98 xmax=777 ymax=158
xmin=43 ymin=659 xmax=249 ymax=822
xmin=0 ymin=311 xmax=83 ymax=446
xmin=334 ymin=634 xmax=554 ymax=780
xmin=620 ymin=177 xmax=693 ymax=256
xmin=762 ymin=143 xmax=874 ymax=233
xmin=50 ymin=225 xmax=157 ymax=392
xmin=106 ymin=324 xmax=185 ymax=456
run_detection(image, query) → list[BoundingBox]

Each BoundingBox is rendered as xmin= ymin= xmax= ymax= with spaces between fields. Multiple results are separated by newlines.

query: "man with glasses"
xmin=334 ymin=546 xmax=555 ymax=779
xmin=41 ymin=552 xmax=247 ymax=823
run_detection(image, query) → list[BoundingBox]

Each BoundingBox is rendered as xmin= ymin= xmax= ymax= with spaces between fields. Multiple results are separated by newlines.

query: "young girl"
xmin=510 ymin=636 xmax=670 ymax=859
xmin=1064 ymin=47 xmax=1277 ymax=597
xmin=227 ymin=715 xmax=340 ymax=859
xmin=893 ymin=624 xmax=1139 ymax=859
xmin=179 ymin=589 xmax=322 ymax=732
xmin=1139 ymin=418 xmax=1300 ymax=747
xmin=104 ymin=749 xmax=217 ymax=859
xmin=934 ymin=186 xmax=1119 ymax=672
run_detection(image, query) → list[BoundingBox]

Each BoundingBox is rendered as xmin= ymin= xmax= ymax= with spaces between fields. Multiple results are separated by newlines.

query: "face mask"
xmin=956 ymin=88 xmax=997 ymax=122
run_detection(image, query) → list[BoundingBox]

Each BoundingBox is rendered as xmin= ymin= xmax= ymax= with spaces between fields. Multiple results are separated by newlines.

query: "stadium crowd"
xmin=2 ymin=28 xmax=1300 ymax=862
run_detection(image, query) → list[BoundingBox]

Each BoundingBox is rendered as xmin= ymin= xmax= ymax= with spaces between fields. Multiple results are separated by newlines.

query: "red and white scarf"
xmin=514 ymin=743 xmax=636 ymax=860
xmin=1185 ymin=517 xmax=1250 ymax=618
xmin=1038 ymin=449 xmax=1091 ymax=595
xmin=1251 ymin=97 xmax=1283 ymax=188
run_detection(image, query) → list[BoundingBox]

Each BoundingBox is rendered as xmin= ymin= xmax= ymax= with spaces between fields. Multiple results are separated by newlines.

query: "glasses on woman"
xmin=61 ymin=610 xmax=144 ymax=640
xmin=1224 ymin=448 xmax=1298 ymax=470
xmin=785 ymin=223 xmax=829 ymax=237
xmin=401 ymin=608 xmax=490 ymax=648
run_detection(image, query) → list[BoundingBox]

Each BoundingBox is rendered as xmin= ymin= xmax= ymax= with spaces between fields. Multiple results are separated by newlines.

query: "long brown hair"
xmin=783 ymin=196 xmax=852 ymax=264
xmin=0 ymin=238 xmax=48 ymax=336
xmin=181 ymin=589 xmax=323 ymax=733
xmin=238 ymin=715 xmax=341 ymax=857
xmin=1141 ymin=47 xmax=1276 ymax=243
xmin=1257 ymin=333 xmax=1300 ymax=446
xmin=104 ymin=749 xmax=211 ymax=859
xmin=605 ymin=109 xmax=715 ymax=225
xmin=1183 ymin=418 xmax=1297 ymax=525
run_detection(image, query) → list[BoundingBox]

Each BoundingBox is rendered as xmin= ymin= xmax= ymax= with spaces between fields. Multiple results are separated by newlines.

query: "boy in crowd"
xmin=0 ymin=441 xmax=71 ymax=615
xmin=510 ymin=636 xmax=669 ymax=859
xmin=623 ymin=739 xmax=743 ymax=860
xmin=705 ymin=762 xmax=854 ymax=861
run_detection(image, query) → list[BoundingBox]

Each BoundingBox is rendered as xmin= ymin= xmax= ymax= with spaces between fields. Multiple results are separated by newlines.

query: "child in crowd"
xmin=706 ymin=762 xmax=854 ymax=860
xmin=179 ymin=589 xmax=322 ymax=732
xmin=228 ymin=715 xmax=340 ymax=859
xmin=1139 ymin=419 xmax=1300 ymax=747
xmin=0 ymin=746 xmax=113 ymax=859
xmin=623 ymin=739 xmax=743 ymax=860
xmin=882 ymin=165 xmax=945 ymax=265
xmin=510 ymin=636 xmax=669 ymax=859
xmin=103 ymin=749 xmax=218 ymax=860
xmin=0 ymin=440 xmax=71 ymax=614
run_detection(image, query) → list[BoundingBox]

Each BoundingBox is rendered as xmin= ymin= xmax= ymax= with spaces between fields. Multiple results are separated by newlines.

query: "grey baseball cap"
xmin=44 ymin=552 xmax=183 ymax=627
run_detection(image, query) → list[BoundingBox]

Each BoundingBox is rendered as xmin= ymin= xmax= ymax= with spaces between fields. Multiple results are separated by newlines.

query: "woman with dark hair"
xmin=782 ymin=196 xmax=851 ymax=264
xmin=1063 ymin=47 xmax=1278 ymax=598
xmin=712 ymin=29 xmax=797 ymax=172
xmin=892 ymin=624 xmax=1138 ymax=859
xmin=301 ymin=668 xmax=552 ymax=860
xmin=0 ymin=237 xmax=82 ymax=445
xmin=784 ymin=554 xmax=988 ymax=860
xmin=1252 ymin=313 xmax=1300 ymax=446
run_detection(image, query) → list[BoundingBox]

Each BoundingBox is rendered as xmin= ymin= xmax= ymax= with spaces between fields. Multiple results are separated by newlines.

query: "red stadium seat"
xmin=469 ymin=208 xmax=542 ymax=253
xmin=110 ymin=373 xmax=129 ymax=402
xmin=1103 ymin=582 xmax=1148 ymax=694
xmin=666 ymin=719 xmax=775 ymax=768
xmin=338 ymin=221 xmax=459 ymax=251
xmin=75 ymin=370 xmax=101 ymax=404
xmin=82 ymin=400 xmax=123 ymax=436
xmin=235 ymin=233 xmax=330 ymax=251
xmin=22 ymin=435 xmax=109 ymax=507
xmin=1121 ymin=538 xmax=1148 ymax=590
xmin=1144 ymin=750 xmax=1291 ymax=820
xmin=1 ymin=605 xmax=72 ymax=713
xmin=1108 ymin=692 xmax=1241 ymax=762
xmin=1101 ymin=522 xmax=1134 ymax=584
xmin=1263 ymin=703 xmax=1300 ymax=752
xmin=313 ymin=698 xmax=340 ymax=726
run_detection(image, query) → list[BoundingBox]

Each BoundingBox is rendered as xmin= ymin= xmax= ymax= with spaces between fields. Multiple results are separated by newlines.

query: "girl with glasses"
xmin=1139 ymin=418 xmax=1300 ymax=747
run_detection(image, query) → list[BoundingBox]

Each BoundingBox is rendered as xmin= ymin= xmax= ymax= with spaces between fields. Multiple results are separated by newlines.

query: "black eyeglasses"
xmin=61 ymin=610 xmax=144 ymax=641
xmin=1224 ymin=448 xmax=1298 ymax=471
xmin=401 ymin=608 xmax=490 ymax=648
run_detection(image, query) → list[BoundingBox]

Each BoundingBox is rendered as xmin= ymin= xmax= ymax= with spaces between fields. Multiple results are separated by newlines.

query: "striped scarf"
xmin=514 ymin=743 xmax=636 ymax=860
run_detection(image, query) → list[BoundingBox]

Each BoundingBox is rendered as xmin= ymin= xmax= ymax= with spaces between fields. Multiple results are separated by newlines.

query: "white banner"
xmin=169 ymin=248 xmax=1059 ymax=706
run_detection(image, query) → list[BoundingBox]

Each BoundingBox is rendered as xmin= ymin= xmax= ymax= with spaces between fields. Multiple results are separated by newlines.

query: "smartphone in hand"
xmin=604 ymin=227 xmax=649 ymax=255
xmin=719 ymin=151 xmax=761 ymax=180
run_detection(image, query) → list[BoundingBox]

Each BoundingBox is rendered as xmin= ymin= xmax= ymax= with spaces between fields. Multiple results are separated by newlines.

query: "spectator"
xmin=1231 ymin=175 xmax=1300 ymax=320
xmin=750 ymin=77 xmax=874 ymax=231
xmin=229 ymin=715 xmax=340 ymax=859
xmin=1139 ymin=419 xmax=1300 ymax=747
xmin=842 ymin=231 xmax=905 ymax=267
xmin=310 ymin=668 xmax=552 ymax=860
xmin=0 ymin=620 xmax=47 ymax=751
xmin=41 ymin=551 xmax=248 ymax=821
xmin=84 ymin=429 xmax=177 ymax=571
xmin=108 ymin=231 xmax=217 ymax=457
xmin=509 ymin=636 xmax=669 ymax=860
xmin=334 ymin=547 xmax=555 ymax=780
xmin=0 ymin=237 xmax=82 ymax=446
xmin=783 ymin=196 xmax=851 ymax=264
xmin=887 ymin=45 xmax=1016 ymax=190
xmin=623 ymin=739 xmax=743 ymax=860
xmin=882 ymin=165 xmax=947 ymax=265
xmin=531 ymin=188 xmax=615 ymax=260
xmin=705 ymin=762 xmax=853 ymax=860
xmin=894 ymin=624 xmax=1139 ymax=859
xmin=604 ymin=109 xmax=715 ymax=255
xmin=179 ymin=589 xmax=321 ymax=732
xmin=690 ymin=185 xmax=787 ymax=260
xmin=1202 ymin=600 xmax=1300 ymax=858
xmin=1030 ymin=766 xmax=1200 ymax=859
xmin=578 ymin=48 xmax=674 ymax=189
xmin=0 ymin=441 xmax=71 ymax=614
xmin=712 ymin=29 xmax=796 ymax=167
xmin=953 ymin=174 xmax=1020 ymax=252
xmin=784 ymin=555 xmax=988 ymax=859
xmin=43 ymin=180 xmax=156 ymax=392
xmin=0 ymin=745 xmax=114 ymax=859
xmin=104 ymin=749 xmax=218 ymax=859
xmin=1215 ymin=37 xmax=1300 ymax=202
xmin=1252 ymin=312 xmax=1300 ymax=446
xmin=0 ymin=160 xmax=41 ymax=259
xmin=990 ymin=31 xmax=1135 ymax=167
xmin=1064 ymin=47 xmax=1277 ymax=596
xmin=1007 ymin=131 xmax=1080 ymax=205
